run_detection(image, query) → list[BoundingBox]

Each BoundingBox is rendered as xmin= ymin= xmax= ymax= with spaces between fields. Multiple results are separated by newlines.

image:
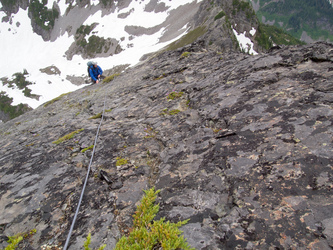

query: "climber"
xmin=87 ymin=61 xmax=104 ymax=84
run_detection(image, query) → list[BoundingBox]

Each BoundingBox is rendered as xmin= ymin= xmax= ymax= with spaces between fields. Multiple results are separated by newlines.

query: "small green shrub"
xmin=114 ymin=188 xmax=193 ymax=250
xmin=52 ymin=128 xmax=83 ymax=144
xmin=26 ymin=229 xmax=37 ymax=237
xmin=3 ymin=229 xmax=36 ymax=250
xmin=5 ymin=234 xmax=23 ymax=250
xmin=83 ymin=233 xmax=106 ymax=250
xmin=83 ymin=233 xmax=91 ymax=250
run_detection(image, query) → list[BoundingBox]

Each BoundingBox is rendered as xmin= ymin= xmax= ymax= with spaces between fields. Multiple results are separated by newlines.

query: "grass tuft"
xmin=167 ymin=91 xmax=184 ymax=100
xmin=88 ymin=113 xmax=102 ymax=120
xmin=52 ymin=128 xmax=84 ymax=144
xmin=102 ymin=73 xmax=120 ymax=83
xmin=43 ymin=92 xmax=71 ymax=107
xmin=160 ymin=108 xmax=181 ymax=116
xmin=81 ymin=145 xmax=94 ymax=153
xmin=180 ymin=52 xmax=190 ymax=58
xmin=169 ymin=109 xmax=181 ymax=115
xmin=83 ymin=233 xmax=106 ymax=250
xmin=5 ymin=235 xmax=23 ymax=250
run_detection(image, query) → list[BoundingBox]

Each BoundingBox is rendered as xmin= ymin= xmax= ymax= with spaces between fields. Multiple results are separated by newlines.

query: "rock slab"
xmin=0 ymin=41 xmax=333 ymax=249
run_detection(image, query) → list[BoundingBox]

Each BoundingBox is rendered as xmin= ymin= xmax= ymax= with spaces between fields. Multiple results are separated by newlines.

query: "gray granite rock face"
xmin=0 ymin=41 xmax=333 ymax=249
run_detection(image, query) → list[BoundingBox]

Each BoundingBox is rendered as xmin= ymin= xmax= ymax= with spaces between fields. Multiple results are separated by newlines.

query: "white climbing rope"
xmin=63 ymin=96 xmax=106 ymax=250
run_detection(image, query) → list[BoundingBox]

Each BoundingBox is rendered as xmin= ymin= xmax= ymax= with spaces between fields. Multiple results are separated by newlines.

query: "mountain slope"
xmin=0 ymin=41 xmax=333 ymax=249
xmin=250 ymin=0 xmax=333 ymax=43
xmin=0 ymin=0 xmax=204 ymax=110
xmin=0 ymin=0 xmax=304 ymax=121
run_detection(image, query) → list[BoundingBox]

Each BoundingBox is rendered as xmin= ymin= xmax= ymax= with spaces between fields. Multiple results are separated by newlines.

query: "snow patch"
xmin=232 ymin=28 xmax=258 ymax=55
xmin=57 ymin=0 xmax=70 ymax=15
xmin=249 ymin=27 xmax=256 ymax=36
xmin=46 ymin=0 xmax=54 ymax=9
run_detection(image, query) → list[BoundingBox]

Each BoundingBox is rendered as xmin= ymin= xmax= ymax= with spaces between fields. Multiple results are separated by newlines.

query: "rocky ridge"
xmin=0 ymin=41 xmax=333 ymax=249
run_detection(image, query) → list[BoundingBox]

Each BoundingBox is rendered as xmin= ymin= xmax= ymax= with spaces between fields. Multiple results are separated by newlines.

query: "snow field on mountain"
xmin=0 ymin=0 xmax=202 ymax=109
xmin=0 ymin=6 xmax=82 ymax=108
xmin=232 ymin=27 xmax=258 ymax=55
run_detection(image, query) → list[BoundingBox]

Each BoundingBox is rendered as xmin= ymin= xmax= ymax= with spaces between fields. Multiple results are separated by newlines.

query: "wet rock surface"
xmin=0 ymin=41 xmax=333 ymax=249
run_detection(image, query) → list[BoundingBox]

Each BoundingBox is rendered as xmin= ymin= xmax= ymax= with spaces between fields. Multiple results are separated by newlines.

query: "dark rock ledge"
xmin=0 ymin=41 xmax=333 ymax=249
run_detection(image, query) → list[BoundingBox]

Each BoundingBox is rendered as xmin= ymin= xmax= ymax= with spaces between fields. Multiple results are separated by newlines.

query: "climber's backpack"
xmin=87 ymin=61 xmax=93 ymax=77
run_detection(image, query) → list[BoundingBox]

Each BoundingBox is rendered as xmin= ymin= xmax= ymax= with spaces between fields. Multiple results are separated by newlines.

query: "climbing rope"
xmin=63 ymin=96 xmax=106 ymax=250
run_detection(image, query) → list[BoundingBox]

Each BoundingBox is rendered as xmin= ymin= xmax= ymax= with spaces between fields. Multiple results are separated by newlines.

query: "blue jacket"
xmin=89 ymin=65 xmax=103 ymax=81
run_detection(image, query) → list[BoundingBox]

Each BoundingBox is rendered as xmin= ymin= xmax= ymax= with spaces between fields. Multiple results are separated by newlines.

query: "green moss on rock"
xmin=88 ymin=113 xmax=102 ymax=120
xmin=52 ymin=128 xmax=83 ymax=144
xmin=116 ymin=157 xmax=128 ymax=166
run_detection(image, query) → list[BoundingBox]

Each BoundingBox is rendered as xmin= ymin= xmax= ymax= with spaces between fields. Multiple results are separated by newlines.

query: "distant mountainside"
xmin=0 ymin=0 xmax=304 ymax=122
xmin=249 ymin=0 xmax=333 ymax=43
